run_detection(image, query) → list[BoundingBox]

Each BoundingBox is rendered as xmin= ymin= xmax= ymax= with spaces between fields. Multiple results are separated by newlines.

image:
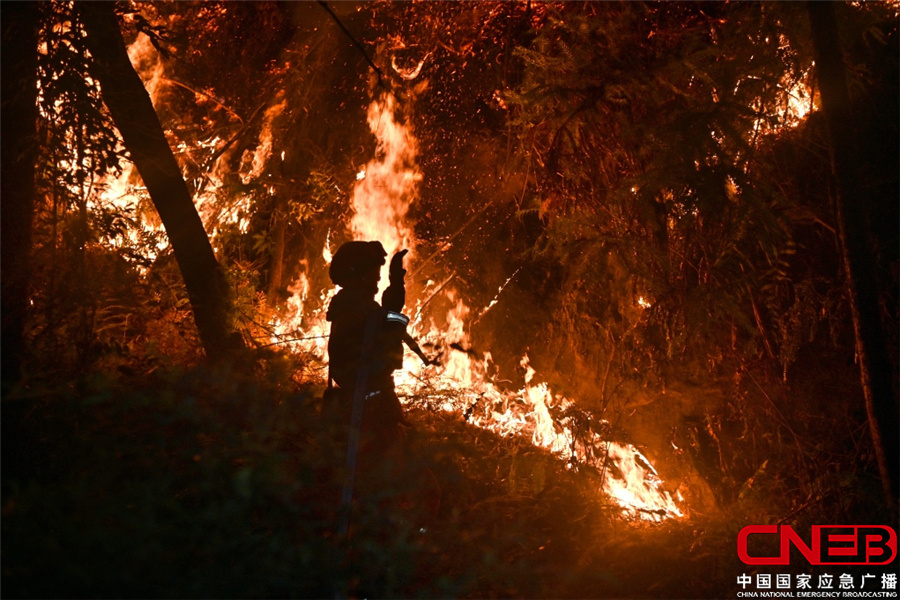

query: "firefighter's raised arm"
xmin=382 ymin=249 xmax=408 ymax=313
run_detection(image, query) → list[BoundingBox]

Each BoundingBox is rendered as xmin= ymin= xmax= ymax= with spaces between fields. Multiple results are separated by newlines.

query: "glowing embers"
xmin=749 ymin=69 xmax=814 ymax=137
xmin=748 ymin=40 xmax=814 ymax=138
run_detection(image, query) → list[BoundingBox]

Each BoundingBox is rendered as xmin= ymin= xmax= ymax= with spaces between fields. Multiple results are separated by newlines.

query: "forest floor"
xmin=0 ymin=361 xmax=887 ymax=599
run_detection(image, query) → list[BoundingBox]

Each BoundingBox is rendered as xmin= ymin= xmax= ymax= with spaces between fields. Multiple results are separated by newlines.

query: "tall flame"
xmin=350 ymin=94 xmax=420 ymax=257
xmin=349 ymin=94 xmax=421 ymax=298
xmin=270 ymin=94 xmax=420 ymax=351
xmin=271 ymin=93 xmax=684 ymax=522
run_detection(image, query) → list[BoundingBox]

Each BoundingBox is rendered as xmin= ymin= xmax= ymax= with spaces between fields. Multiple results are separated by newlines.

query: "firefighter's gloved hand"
xmin=389 ymin=249 xmax=408 ymax=285
xmin=382 ymin=249 xmax=408 ymax=313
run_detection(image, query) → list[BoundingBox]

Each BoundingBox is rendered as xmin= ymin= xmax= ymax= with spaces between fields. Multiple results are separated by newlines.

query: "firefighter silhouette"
xmin=326 ymin=241 xmax=411 ymax=449
xmin=327 ymin=241 xmax=442 ymax=544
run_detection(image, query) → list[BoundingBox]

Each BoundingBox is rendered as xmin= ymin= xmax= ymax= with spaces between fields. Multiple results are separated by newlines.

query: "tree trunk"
xmin=807 ymin=2 xmax=899 ymax=506
xmin=1 ymin=2 xmax=39 ymax=391
xmin=267 ymin=212 xmax=287 ymax=307
xmin=77 ymin=1 xmax=237 ymax=362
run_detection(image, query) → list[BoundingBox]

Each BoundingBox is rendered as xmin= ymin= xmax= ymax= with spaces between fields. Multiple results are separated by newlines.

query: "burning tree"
xmin=77 ymin=1 xmax=239 ymax=362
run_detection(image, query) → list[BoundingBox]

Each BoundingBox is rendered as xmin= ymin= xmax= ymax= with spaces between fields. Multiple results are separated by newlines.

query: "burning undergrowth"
xmin=262 ymin=92 xmax=686 ymax=523
xmin=399 ymin=363 xmax=684 ymax=522
xmin=31 ymin=15 xmax=691 ymax=524
xmin=29 ymin=9 xmax=693 ymax=525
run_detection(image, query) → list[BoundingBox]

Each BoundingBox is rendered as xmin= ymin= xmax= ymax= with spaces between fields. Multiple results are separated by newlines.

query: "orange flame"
xmin=273 ymin=93 xmax=684 ymax=522
xmin=350 ymin=94 xmax=421 ymax=295
xmin=86 ymin=33 xmax=685 ymax=520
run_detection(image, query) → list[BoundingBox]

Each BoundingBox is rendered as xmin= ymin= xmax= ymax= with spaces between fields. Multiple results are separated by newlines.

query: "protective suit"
xmin=325 ymin=241 xmax=410 ymax=443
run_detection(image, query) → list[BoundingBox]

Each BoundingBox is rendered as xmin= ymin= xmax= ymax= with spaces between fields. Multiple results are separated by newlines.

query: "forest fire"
xmin=32 ymin=0 xmax=861 ymax=526
xmin=6 ymin=1 xmax=897 ymax=596
xmin=271 ymin=94 xmax=683 ymax=522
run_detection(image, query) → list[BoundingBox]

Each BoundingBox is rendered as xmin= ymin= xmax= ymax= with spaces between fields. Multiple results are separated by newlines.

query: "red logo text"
xmin=737 ymin=525 xmax=897 ymax=565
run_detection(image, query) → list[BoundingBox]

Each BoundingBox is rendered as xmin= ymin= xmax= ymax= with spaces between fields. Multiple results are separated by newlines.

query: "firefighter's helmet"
xmin=329 ymin=241 xmax=387 ymax=287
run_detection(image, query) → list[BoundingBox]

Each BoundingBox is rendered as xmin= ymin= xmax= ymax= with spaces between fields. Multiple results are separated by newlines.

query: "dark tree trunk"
xmin=267 ymin=212 xmax=286 ymax=307
xmin=1 ymin=2 xmax=39 ymax=391
xmin=807 ymin=2 xmax=899 ymax=506
xmin=77 ymin=1 xmax=237 ymax=362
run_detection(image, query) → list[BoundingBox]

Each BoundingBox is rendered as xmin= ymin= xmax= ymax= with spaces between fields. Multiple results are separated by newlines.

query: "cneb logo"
xmin=737 ymin=525 xmax=897 ymax=566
